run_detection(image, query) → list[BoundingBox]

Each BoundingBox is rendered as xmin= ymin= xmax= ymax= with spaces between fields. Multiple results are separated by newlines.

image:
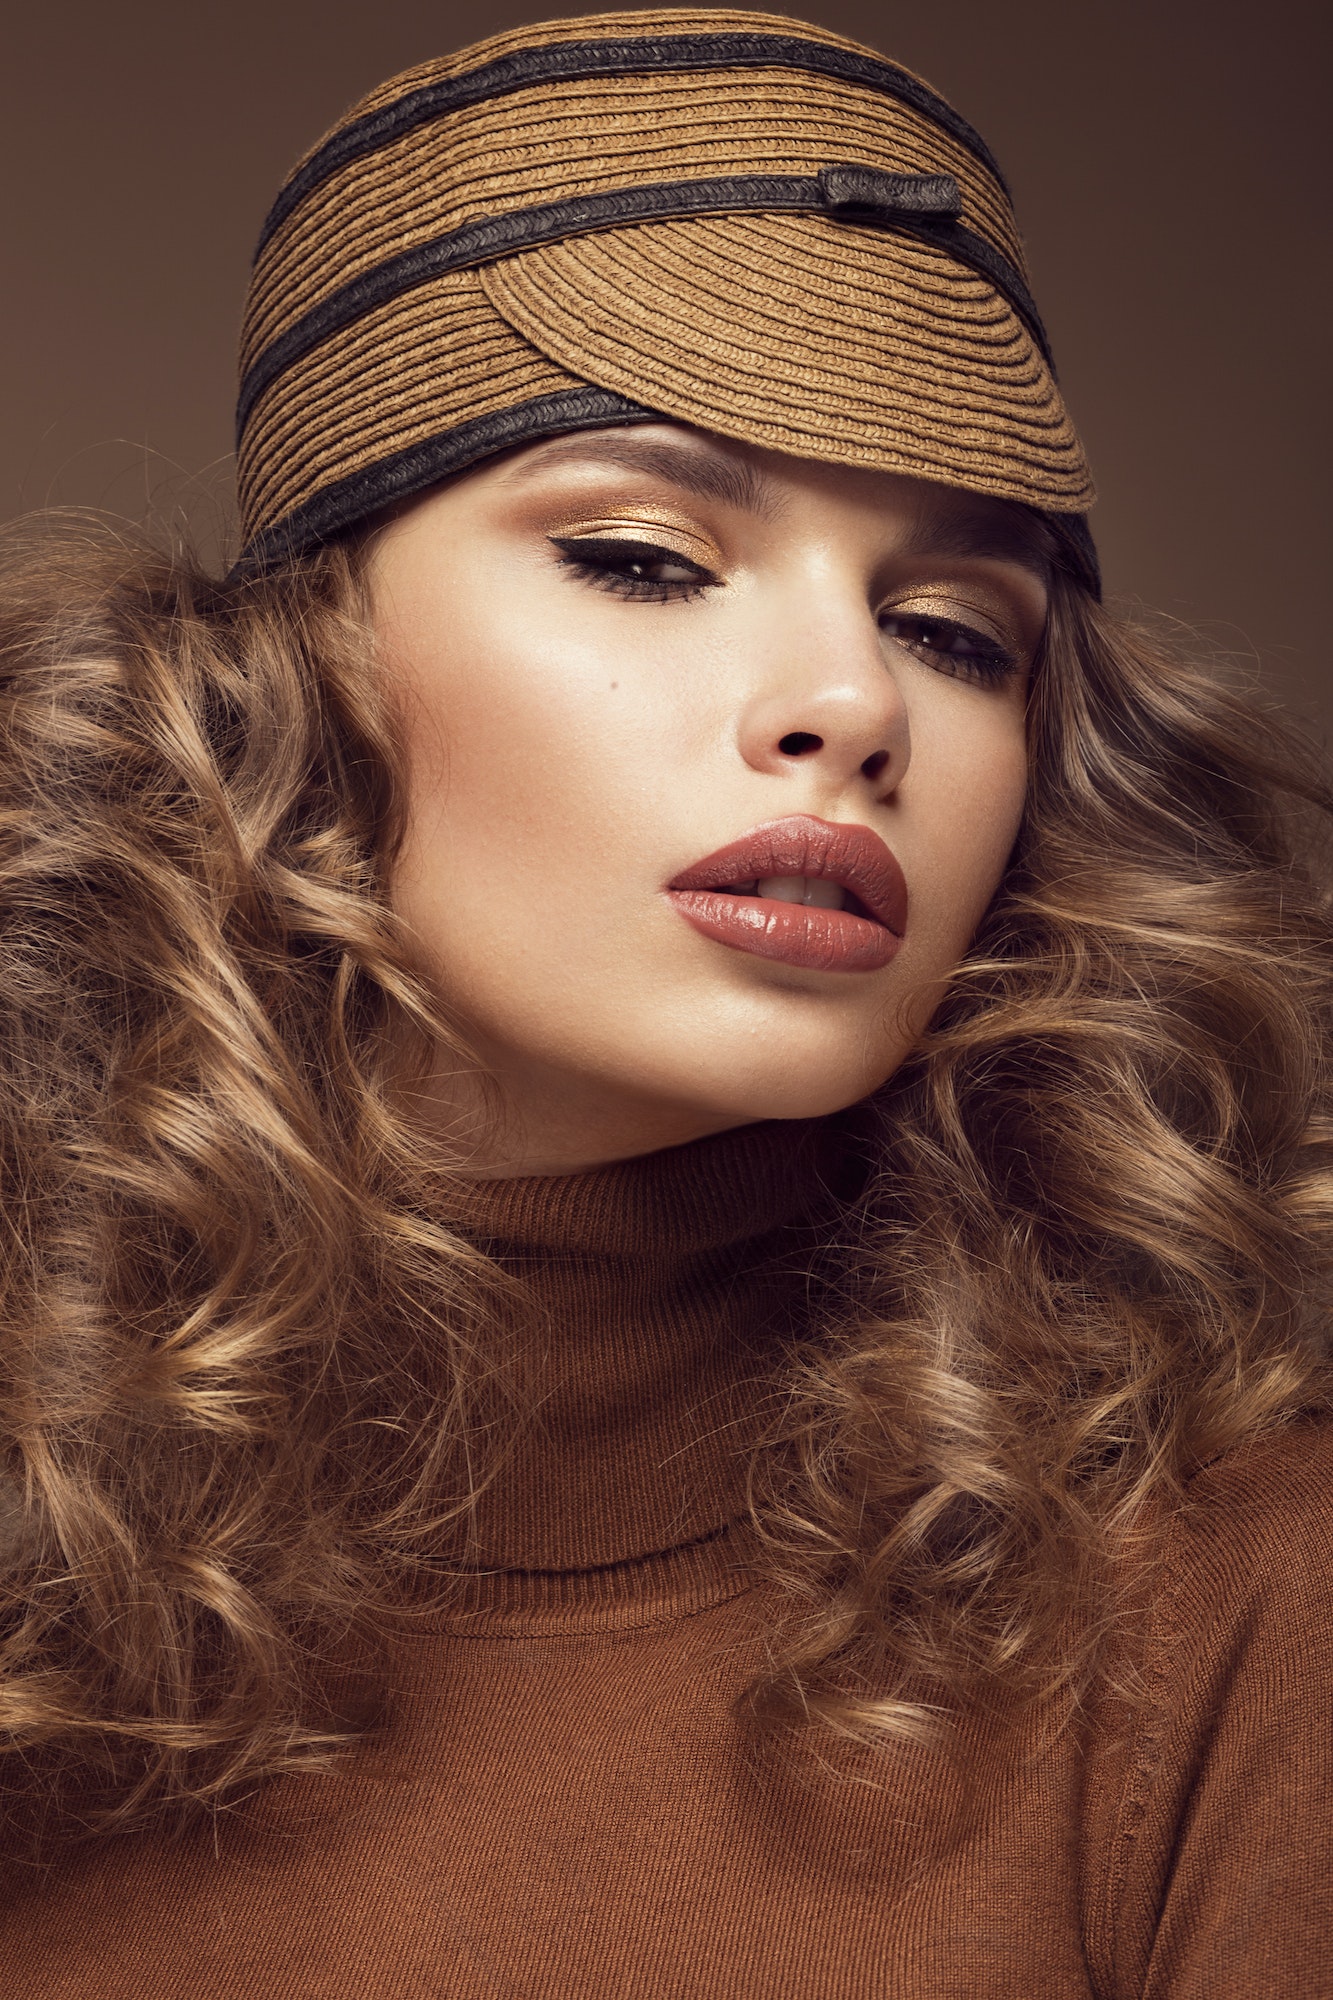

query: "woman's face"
xmin=367 ymin=424 xmax=1046 ymax=1172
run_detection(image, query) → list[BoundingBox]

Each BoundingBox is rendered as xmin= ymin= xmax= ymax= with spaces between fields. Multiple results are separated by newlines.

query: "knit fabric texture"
xmin=6 ymin=1119 xmax=1330 ymax=1996
xmin=235 ymin=8 xmax=1098 ymax=579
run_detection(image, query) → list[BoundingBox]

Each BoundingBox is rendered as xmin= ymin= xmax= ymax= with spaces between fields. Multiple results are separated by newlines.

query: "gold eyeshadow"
xmin=539 ymin=510 xmax=723 ymax=571
xmin=877 ymin=580 xmax=1037 ymax=658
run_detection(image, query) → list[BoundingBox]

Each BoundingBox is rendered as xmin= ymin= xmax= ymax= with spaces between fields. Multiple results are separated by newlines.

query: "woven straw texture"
xmin=237 ymin=7 xmax=1094 ymax=556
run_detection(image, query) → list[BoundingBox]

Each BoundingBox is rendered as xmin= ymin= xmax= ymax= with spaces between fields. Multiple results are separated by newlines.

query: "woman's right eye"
xmin=549 ymin=535 xmax=719 ymax=602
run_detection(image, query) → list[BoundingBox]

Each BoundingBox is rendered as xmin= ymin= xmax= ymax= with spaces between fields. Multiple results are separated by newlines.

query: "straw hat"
xmin=236 ymin=7 xmax=1098 ymax=589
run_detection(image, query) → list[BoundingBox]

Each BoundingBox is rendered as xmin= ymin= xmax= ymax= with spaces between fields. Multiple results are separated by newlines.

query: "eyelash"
xmin=550 ymin=536 xmax=716 ymax=603
xmin=878 ymin=613 xmax=1019 ymax=686
xmin=550 ymin=536 xmax=1020 ymax=683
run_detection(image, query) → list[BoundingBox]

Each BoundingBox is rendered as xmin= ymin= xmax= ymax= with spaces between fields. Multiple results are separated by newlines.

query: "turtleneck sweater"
xmin=4 ymin=1120 xmax=1330 ymax=1998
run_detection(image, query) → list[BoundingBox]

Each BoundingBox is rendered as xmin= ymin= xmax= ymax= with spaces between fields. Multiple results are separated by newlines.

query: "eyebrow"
xmin=898 ymin=503 xmax=1056 ymax=582
xmin=501 ymin=431 xmax=787 ymax=520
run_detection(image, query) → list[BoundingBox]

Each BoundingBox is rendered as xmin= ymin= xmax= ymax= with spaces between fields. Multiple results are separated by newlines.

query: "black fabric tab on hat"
xmin=817 ymin=165 xmax=962 ymax=219
xmin=237 ymin=172 xmax=1052 ymax=439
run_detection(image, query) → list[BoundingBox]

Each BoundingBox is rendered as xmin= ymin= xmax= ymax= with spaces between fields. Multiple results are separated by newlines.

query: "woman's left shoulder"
xmin=1084 ymin=1419 xmax=1333 ymax=1997
xmin=1133 ymin=1413 xmax=1333 ymax=1727
xmin=1169 ymin=1414 xmax=1333 ymax=1599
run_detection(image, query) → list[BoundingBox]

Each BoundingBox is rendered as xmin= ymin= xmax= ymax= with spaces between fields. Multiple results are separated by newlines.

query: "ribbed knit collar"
xmin=431 ymin=1116 xmax=852 ymax=1621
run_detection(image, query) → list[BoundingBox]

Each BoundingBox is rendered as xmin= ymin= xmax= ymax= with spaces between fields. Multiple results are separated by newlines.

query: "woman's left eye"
xmin=878 ymin=611 xmax=1019 ymax=685
xmin=550 ymin=536 xmax=718 ymax=601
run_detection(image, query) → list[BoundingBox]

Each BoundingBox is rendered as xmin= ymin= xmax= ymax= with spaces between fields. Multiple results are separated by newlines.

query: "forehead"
xmin=491 ymin=424 xmax=1057 ymax=578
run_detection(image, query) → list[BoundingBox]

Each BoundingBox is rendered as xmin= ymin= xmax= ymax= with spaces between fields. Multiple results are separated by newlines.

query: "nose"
xmin=735 ymin=595 xmax=910 ymax=793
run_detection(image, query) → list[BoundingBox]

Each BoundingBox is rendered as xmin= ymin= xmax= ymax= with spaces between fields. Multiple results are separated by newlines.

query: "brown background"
xmin=4 ymin=1 xmax=1328 ymax=736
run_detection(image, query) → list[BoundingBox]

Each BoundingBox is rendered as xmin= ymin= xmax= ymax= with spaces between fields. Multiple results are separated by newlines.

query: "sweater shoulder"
xmin=1186 ymin=1409 xmax=1333 ymax=1504
xmin=1167 ymin=1414 xmax=1333 ymax=1605
xmin=1086 ymin=1418 xmax=1333 ymax=2000
xmin=1139 ymin=1413 xmax=1333 ymax=1746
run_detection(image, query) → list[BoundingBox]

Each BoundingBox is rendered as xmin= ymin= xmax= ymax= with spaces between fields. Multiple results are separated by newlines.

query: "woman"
xmin=2 ymin=9 xmax=1329 ymax=1994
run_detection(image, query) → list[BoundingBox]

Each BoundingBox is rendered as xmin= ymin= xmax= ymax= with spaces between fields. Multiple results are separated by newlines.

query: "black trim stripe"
xmin=237 ymin=172 xmax=1049 ymax=439
xmin=236 ymin=388 xmax=661 ymax=572
xmin=254 ymin=31 xmax=1008 ymax=258
xmin=235 ymin=383 xmax=1101 ymax=598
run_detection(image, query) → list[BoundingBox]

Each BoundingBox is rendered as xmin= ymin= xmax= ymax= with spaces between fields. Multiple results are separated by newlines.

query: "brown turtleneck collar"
xmin=441 ymin=1117 xmax=853 ymax=1591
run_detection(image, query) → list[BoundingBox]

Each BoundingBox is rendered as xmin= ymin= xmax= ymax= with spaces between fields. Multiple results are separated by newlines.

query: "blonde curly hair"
xmin=1 ymin=514 xmax=1328 ymax=1841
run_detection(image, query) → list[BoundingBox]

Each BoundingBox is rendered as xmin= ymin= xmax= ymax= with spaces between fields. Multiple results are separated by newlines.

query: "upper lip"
xmin=667 ymin=815 xmax=908 ymax=936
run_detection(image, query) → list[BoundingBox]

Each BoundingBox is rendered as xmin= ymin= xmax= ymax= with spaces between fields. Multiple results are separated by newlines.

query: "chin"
xmin=661 ymin=1040 xmax=905 ymax=1127
xmin=636 ymin=972 xmax=929 ymax=1128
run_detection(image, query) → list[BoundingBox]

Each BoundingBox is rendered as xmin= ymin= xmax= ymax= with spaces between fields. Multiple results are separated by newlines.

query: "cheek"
xmin=389 ymin=582 xmax=621 ymax=851
xmin=898 ymin=706 xmax=1028 ymax=965
xmin=378 ymin=573 xmax=684 ymax=1023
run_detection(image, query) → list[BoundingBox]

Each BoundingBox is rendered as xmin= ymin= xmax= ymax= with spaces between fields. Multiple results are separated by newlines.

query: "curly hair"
xmin=1 ymin=514 xmax=1328 ymax=1840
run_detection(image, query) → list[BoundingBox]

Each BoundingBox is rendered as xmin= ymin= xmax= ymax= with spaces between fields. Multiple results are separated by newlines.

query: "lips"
xmin=667 ymin=816 xmax=908 ymax=974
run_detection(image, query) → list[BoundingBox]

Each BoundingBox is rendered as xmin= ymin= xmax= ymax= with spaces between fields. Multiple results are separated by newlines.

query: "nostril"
xmin=861 ymin=749 xmax=890 ymax=781
xmin=779 ymin=732 xmax=823 ymax=757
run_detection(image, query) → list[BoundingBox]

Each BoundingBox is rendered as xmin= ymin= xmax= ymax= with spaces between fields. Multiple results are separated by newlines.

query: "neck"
xmin=439 ymin=1117 xmax=856 ymax=1586
xmin=411 ymin=1050 xmax=769 ymax=1178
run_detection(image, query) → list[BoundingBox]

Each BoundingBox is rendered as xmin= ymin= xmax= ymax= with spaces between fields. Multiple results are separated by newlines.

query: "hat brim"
xmin=481 ymin=210 xmax=1095 ymax=513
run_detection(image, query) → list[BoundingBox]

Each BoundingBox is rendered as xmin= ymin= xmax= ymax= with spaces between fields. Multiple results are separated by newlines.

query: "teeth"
xmin=755 ymin=875 xmax=847 ymax=910
xmin=712 ymin=875 xmax=852 ymax=910
xmin=756 ymin=875 xmax=806 ymax=905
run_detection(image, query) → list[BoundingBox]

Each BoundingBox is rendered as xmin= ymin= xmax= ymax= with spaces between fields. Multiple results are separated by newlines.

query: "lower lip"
xmin=668 ymin=890 xmax=902 ymax=972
